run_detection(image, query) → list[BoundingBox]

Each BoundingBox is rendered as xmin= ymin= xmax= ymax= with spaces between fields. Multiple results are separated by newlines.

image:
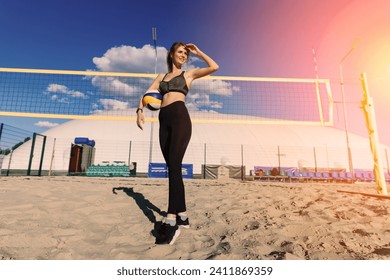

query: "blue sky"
xmin=0 ymin=0 xmax=226 ymax=71
xmin=1 ymin=0 xmax=390 ymax=145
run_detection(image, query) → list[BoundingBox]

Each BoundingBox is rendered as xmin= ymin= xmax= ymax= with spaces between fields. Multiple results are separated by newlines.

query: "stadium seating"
xmin=251 ymin=166 xmax=388 ymax=185
xmin=354 ymin=171 xmax=364 ymax=182
xmin=86 ymin=164 xmax=132 ymax=177
xmin=314 ymin=171 xmax=330 ymax=182
xmin=330 ymin=171 xmax=340 ymax=182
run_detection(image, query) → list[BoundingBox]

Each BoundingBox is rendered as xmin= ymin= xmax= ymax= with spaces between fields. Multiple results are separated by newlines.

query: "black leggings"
xmin=159 ymin=101 xmax=192 ymax=215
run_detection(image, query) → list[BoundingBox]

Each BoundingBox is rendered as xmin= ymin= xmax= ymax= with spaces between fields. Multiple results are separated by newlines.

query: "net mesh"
xmin=0 ymin=68 xmax=333 ymax=125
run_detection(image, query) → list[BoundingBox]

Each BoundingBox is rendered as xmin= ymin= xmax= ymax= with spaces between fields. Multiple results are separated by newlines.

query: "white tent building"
xmin=1 ymin=110 xmax=388 ymax=178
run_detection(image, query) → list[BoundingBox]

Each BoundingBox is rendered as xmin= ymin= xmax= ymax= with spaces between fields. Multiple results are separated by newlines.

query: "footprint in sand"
xmin=146 ymin=244 xmax=178 ymax=259
xmin=244 ymin=221 xmax=260 ymax=231
xmin=206 ymin=241 xmax=232 ymax=259
xmin=193 ymin=234 xmax=215 ymax=248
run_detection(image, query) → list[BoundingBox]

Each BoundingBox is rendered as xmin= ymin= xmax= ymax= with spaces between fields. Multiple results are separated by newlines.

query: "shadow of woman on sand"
xmin=112 ymin=187 xmax=166 ymax=238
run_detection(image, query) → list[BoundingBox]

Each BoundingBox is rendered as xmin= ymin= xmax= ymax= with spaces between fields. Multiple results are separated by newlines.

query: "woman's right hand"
xmin=136 ymin=111 xmax=144 ymax=130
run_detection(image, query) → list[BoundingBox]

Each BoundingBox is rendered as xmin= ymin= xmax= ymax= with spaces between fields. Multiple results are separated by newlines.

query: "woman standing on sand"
xmin=136 ymin=42 xmax=219 ymax=245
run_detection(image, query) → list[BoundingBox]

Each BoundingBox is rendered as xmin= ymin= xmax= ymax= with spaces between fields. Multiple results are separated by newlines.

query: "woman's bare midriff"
xmin=161 ymin=92 xmax=186 ymax=108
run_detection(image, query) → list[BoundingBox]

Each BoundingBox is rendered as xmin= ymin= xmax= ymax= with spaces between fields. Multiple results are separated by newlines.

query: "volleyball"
xmin=142 ymin=90 xmax=162 ymax=111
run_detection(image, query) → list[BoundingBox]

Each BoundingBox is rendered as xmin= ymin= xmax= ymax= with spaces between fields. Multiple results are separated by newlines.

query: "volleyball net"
xmin=0 ymin=67 xmax=333 ymax=125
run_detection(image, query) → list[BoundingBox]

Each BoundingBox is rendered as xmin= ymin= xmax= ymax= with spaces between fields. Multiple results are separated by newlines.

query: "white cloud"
xmin=50 ymin=94 xmax=68 ymax=103
xmin=47 ymin=84 xmax=67 ymax=93
xmin=90 ymin=44 xmax=238 ymax=112
xmin=34 ymin=121 xmax=59 ymax=128
xmin=186 ymin=79 xmax=240 ymax=111
xmin=91 ymin=44 xmax=172 ymax=101
xmin=191 ymin=79 xmax=240 ymax=96
xmin=187 ymin=93 xmax=223 ymax=110
xmin=46 ymin=84 xmax=87 ymax=98
xmin=93 ymin=44 xmax=168 ymax=73
xmin=92 ymin=44 xmax=200 ymax=73
xmin=91 ymin=76 xmax=141 ymax=97
xmin=98 ymin=99 xmax=129 ymax=111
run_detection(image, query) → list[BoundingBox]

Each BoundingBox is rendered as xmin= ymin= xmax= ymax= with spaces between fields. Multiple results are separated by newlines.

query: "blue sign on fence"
xmin=181 ymin=164 xmax=193 ymax=179
xmin=148 ymin=163 xmax=168 ymax=178
xmin=148 ymin=163 xmax=193 ymax=179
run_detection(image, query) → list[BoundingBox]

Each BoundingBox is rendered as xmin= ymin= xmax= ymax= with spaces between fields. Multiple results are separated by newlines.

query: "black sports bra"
xmin=158 ymin=71 xmax=189 ymax=96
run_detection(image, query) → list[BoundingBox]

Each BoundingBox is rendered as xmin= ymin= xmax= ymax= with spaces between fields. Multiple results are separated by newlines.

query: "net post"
xmin=360 ymin=72 xmax=387 ymax=195
xmin=314 ymin=80 xmax=325 ymax=126
xmin=312 ymin=48 xmax=325 ymax=126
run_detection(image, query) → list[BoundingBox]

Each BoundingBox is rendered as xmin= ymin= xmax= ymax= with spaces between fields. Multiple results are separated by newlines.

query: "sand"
xmin=0 ymin=176 xmax=389 ymax=260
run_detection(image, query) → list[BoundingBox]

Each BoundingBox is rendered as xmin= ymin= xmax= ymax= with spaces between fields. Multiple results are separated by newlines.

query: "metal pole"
xmin=38 ymin=135 xmax=47 ymax=176
xmin=128 ymin=140 xmax=132 ymax=166
xmin=27 ymin=133 xmax=36 ymax=176
xmin=0 ymin=123 xmax=3 ymax=144
xmin=6 ymin=150 xmax=13 ymax=176
xmin=152 ymin=27 xmax=158 ymax=75
xmin=241 ymin=144 xmax=244 ymax=180
xmin=204 ymin=143 xmax=207 ymax=179
xmin=339 ymin=40 xmax=359 ymax=176
xmin=49 ymin=138 xmax=56 ymax=176
xmin=148 ymin=27 xmax=158 ymax=164
xmin=277 ymin=145 xmax=281 ymax=174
